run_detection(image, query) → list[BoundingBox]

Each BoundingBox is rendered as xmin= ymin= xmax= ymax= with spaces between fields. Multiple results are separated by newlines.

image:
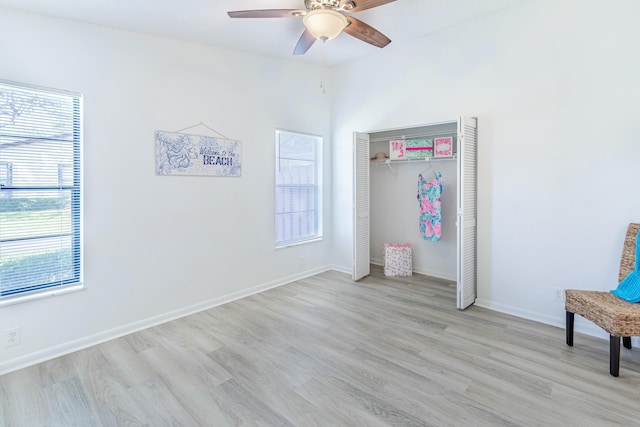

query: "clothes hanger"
xmin=420 ymin=159 xmax=437 ymax=180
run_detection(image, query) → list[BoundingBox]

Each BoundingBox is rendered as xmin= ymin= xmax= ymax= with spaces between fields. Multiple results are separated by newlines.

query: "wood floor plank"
xmin=549 ymin=382 xmax=640 ymax=424
xmin=0 ymin=366 xmax=52 ymax=426
xmin=44 ymin=377 xmax=99 ymax=427
xmin=94 ymin=338 xmax=204 ymax=425
xmin=295 ymin=377 xmax=393 ymax=427
xmin=72 ymin=346 xmax=150 ymax=425
xmin=124 ymin=376 xmax=203 ymax=426
xmin=215 ymin=379 xmax=296 ymax=427
xmin=97 ymin=337 xmax=158 ymax=389
xmin=283 ymin=344 xmax=456 ymax=426
xmin=38 ymin=353 xmax=79 ymax=388
xmin=137 ymin=344 xmax=234 ymax=426
xmin=208 ymin=346 xmax=330 ymax=427
xmin=2 ymin=265 xmax=640 ymax=426
xmin=149 ymin=322 xmax=232 ymax=388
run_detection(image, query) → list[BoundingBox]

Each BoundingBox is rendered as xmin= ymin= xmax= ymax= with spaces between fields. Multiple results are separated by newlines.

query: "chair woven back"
xmin=619 ymin=223 xmax=640 ymax=282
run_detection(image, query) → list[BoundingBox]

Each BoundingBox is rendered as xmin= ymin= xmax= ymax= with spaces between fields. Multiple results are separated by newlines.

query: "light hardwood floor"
xmin=2 ymin=266 xmax=640 ymax=426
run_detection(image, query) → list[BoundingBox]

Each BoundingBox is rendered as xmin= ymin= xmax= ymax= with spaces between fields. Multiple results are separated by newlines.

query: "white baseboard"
xmin=370 ymin=259 xmax=455 ymax=283
xmin=475 ymin=298 xmax=564 ymax=327
xmin=474 ymin=298 xmax=610 ymax=339
xmin=0 ymin=265 xmax=332 ymax=376
xmin=329 ymin=264 xmax=352 ymax=275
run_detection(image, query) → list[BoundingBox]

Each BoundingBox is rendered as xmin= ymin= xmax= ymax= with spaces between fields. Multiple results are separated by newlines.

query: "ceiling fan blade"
xmin=293 ymin=29 xmax=317 ymax=55
xmin=344 ymin=16 xmax=391 ymax=48
xmin=227 ymin=9 xmax=305 ymax=18
xmin=340 ymin=0 xmax=396 ymax=13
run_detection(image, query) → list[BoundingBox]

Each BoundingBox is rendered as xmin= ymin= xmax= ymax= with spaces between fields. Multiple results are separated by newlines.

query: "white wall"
xmin=0 ymin=9 xmax=332 ymax=373
xmin=331 ymin=0 xmax=640 ymax=337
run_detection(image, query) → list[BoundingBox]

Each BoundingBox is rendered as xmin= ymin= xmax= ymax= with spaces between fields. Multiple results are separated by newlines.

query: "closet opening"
xmin=353 ymin=118 xmax=477 ymax=309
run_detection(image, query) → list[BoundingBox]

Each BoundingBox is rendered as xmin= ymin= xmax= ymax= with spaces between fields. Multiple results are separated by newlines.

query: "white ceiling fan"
xmin=228 ymin=0 xmax=395 ymax=55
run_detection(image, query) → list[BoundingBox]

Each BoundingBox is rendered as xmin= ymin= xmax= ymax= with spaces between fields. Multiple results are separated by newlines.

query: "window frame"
xmin=0 ymin=80 xmax=83 ymax=305
xmin=275 ymin=128 xmax=323 ymax=248
xmin=0 ymin=161 xmax=12 ymax=187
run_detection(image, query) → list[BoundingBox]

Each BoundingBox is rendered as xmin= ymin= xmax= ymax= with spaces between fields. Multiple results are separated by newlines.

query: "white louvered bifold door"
xmin=457 ymin=117 xmax=478 ymax=309
xmin=353 ymin=132 xmax=370 ymax=281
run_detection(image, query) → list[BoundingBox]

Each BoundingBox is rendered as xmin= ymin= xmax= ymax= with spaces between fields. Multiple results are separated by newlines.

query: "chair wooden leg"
xmin=610 ymin=335 xmax=620 ymax=377
xmin=623 ymin=337 xmax=632 ymax=349
xmin=566 ymin=311 xmax=574 ymax=346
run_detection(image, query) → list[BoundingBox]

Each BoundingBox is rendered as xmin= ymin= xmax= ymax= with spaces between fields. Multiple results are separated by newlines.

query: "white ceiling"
xmin=0 ymin=0 xmax=527 ymax=66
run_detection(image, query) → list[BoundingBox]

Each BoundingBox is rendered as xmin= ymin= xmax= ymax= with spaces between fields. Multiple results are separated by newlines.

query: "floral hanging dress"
xmin=417 ymin=171 xmax=444 ymax=241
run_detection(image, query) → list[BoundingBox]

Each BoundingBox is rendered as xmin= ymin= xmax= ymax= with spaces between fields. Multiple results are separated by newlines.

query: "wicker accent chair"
xmin=565 ymin=223 xmax=640 ymax=377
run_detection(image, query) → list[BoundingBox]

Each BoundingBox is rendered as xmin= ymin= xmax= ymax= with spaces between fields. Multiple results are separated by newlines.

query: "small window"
xmin=0 ymin=80 xmax=82 ymax=299
xmin=275 ymin=129 xmax=322 ymax=246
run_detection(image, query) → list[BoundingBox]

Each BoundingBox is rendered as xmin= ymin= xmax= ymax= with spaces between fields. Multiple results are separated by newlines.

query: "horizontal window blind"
xmin=275 ymin=129 xmax=322 ymax=246
xmin=0 ymin=80 xmax=82 ymax=297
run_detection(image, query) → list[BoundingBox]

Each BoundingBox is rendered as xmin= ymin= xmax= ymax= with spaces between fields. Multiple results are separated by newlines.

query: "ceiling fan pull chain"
xmin=320 ymin=41 xmax=326 ymax=94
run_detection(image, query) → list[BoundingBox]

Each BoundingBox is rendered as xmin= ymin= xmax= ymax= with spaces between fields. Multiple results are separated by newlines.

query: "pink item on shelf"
xmin=389 ymin=140 xmax=406 ymax=160
xmin=434 ymin=137 xmax=453 ymax=157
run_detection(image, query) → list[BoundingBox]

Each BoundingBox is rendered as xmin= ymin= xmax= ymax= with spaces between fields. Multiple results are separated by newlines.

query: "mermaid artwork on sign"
xmin=156 ymin=133 xmax=197 ymax=171
xmin=417 ymin=171 xmax=443 ymax=241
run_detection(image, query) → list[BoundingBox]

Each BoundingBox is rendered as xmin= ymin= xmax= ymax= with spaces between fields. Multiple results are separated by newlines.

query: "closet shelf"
xmin=371 ymin=155 xmax=456 ymax=175
xmin=371 ymin=155 xmax=456 ymax=165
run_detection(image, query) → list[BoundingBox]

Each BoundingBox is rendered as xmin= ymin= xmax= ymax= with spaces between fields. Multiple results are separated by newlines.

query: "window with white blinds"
xmin=275 ymin=129 xmax=322 ymax=247
xmin=0 ymin=80 xmax=82 ymax=299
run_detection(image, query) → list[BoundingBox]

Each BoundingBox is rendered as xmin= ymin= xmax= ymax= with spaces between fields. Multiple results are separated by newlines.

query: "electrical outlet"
xmin=552 ymin=288 xmax=565 ymax=302
xmin=5 ymin=327 xmax=21 ymax=347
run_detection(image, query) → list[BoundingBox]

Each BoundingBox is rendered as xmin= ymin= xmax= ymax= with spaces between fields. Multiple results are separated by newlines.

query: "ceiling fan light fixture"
xmin=303 ymin=9 xmax=348 ymax=41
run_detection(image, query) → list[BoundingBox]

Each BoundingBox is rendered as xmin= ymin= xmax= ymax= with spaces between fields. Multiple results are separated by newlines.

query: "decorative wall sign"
xmin=155 ymin=131 xmax=242 ymax=177
xmin=434 ymin=136 xmax=453 ymax=157
xmin=389 ymin=140 xmax=406 ymax=160
xmin=405 ymin=139 xmax=433 ymax=159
